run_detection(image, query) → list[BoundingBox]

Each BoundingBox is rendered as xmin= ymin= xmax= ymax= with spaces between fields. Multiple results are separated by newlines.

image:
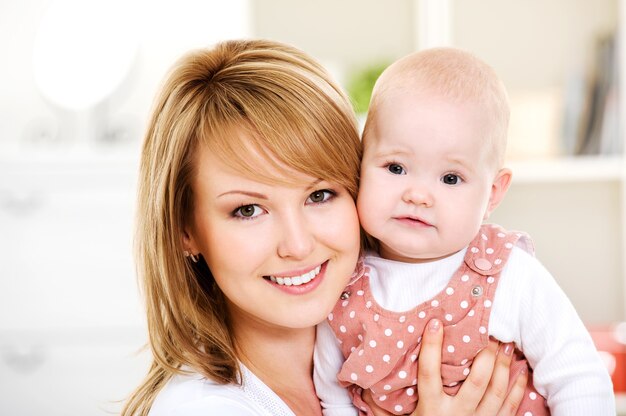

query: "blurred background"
xmin=0 ymin=0 xmax=624 ymax=414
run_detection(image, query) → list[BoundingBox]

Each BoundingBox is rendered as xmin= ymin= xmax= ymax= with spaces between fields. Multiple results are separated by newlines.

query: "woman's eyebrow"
xmin=218 ymin=190 xmax=268 ymax=199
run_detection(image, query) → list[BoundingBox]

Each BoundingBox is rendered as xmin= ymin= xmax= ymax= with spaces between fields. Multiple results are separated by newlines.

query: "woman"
xmin=122 ymin=39 xmax=526 ymax=416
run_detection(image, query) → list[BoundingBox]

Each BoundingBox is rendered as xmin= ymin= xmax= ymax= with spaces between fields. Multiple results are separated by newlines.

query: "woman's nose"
xmin=276 ymin=212 xmax=315 ymax=260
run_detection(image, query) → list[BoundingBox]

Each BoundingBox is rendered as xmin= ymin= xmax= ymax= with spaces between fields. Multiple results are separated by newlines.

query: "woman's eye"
xmin=387 ymin=163 xmax=405 ymax=175
xmin=234 ymin=204 xmax=263 ymax=218
xmin=442 ymin=174 xmax=461 ymax=185
xmin=307 ymin=189 xmax=334 ymax=204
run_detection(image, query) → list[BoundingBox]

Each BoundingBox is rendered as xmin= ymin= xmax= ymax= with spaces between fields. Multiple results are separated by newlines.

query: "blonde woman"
xmin=122 ymin=39 xmax=527 ymax=416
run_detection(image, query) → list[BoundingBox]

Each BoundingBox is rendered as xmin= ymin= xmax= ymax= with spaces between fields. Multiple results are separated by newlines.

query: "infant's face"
xmin=357 ymin=91 xmax=498 ymax=263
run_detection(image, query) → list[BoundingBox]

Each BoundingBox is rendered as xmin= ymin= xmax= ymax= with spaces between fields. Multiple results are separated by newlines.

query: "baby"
xmin=314 ymin=47 xmax=614 ymax=415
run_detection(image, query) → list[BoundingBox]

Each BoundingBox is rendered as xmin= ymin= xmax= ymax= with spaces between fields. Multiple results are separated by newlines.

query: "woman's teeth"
xmin=269 ymin=265 xmax=322 ymax=286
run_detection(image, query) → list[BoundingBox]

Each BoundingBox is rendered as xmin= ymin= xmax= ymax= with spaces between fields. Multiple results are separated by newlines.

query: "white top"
xmin=149 ymin=364 xmax=295 ymax=416
xmin=314 ymin=246 xmax=615 ymax=416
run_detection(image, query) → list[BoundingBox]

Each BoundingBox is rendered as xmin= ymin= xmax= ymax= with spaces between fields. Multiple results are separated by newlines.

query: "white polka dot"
xmin=384 ymin=384 xmax=392 ymax=391
xmin=328 ymin=313 xmax=334 ymax=321
xmin=358 ymin=349 xmax=364 ymax=356
xmin=463 ymin=368 xmax=470 ymax=376
xmin=339 ymin=325 xmax=347 ymax=333
xmin=487 ymin=276 xmax=495 ymax=284
xmin=445 ymin=314 xmax=453 ymax=321
xmin=342 ymin=300 xmax=349 ymax=307
xmin=431 ymin=300 xmax=439 ymax=307
xmin=449 ymin=381 xmax=458 ymax=387
xmin=365 ymin=365 xmax=374 ymax=373
xmin=351 ymin=373 xmax=358 ymax=381
xmin=529 ymin=392 xmax=537 ymax=400
xmin=357 ymin=290 xmax=364 ymax=296
xmin=417 ymin=336 xmax=422 ymax=344
xmin=350 ymin=346 xmax=355 ymax=352
xmin=461 ymin=358 xmax=468 ymax=365
xmin=357 ymin=334 xmax=363 ymax=341
xmin=349 ymin=310 xmax=356 ymax=318
xmin=461 ymin=274 xmax=470 ymax=282
xmin=498 ymin=232 xmax=506 ymax=238
xmin=463 ymin=335 xmax=471 ymax=343
xmin=418 ymin=311 xmax=426 ymax=319
xmin=369 ymin=340 xmax=377 ymax=348
xmin=374 ymin=314 xmax=380 ymax=322
xmin=479 ymin=326 xmax=487 ymax=334
xmin=384 ymin=328 xmax=392 ymax=336
xmin=397 ymin=340 xmax=404 ymax=348
xmin=471 ymin=247 xmax=479 ymax=253
xmin=524 ymin=412 xmax=533 ymax=416
xmin=484 ymin=300 xmax=492 ymax=308
xmin=398 ymin=370 xmax=407 ymax=379
xmin=399 ymin=315 xmax=406 ymax=323
xmin=447 ymin=345 xmax=455 ymax=353
xmin=468 ymin=309 xmax=475 ymax=317
xmin=406 ymin=388 xmax=415 ymax=396
xmin=383 ymin=354 xmax=390 ymax=363
xmin=366 ymin=301 xmax=372 ymax=308
xmin=486 ymin=247 xmax=494 ymax=254
xmin=408 ymin=325 xmax=415 ymax=333
xmin=505 ymin=242 xmax=513 ymax=249
xmin=494 ymin=258 xmax=502 ymax=265
xmin=446 ymin=287 xmax=454 ymax=295
xmin=379 ymin=395 xmax=387 ymax=401
xmin=411 ymin=354 xmax=417 ymax=362
xmin=412 ymin=378 xmax=417 ymax=384
xmin=394 ymin=405 xmax=403 ymax=412
xmin=460 ymin=300 xmax=469 ymax=309
xmin=481 ymin=233 xmax=488 ymax=240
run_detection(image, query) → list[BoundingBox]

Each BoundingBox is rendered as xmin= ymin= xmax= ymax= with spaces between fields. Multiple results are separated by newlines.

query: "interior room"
xmin=1 ymin=0 xmax=624 ymax=414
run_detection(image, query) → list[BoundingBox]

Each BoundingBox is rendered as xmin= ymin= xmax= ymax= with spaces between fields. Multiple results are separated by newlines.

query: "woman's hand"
xmin=363 ymin=319 xmax=527 ymax=416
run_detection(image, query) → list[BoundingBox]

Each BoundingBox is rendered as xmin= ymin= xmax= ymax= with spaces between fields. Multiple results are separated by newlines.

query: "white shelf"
xmin=507 ymin=155 xmax=624 ymax=184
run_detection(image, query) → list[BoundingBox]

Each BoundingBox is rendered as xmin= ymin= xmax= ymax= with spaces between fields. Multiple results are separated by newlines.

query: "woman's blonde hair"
xmin=122 ymin=39 xmax=361 ymax=416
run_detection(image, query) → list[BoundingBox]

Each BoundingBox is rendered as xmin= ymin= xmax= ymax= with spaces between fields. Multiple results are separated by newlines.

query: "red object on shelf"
xmin=588 ymin=323 xmax=626 ymax=393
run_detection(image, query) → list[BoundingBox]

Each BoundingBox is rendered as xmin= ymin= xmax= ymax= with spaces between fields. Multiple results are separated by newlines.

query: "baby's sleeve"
xmin=314 ymin=320 xmax=359 ymax=416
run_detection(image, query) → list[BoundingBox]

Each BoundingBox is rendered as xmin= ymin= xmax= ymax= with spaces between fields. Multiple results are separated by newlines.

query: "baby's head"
xmin=358 ymin=47 xmax=513 ymax=262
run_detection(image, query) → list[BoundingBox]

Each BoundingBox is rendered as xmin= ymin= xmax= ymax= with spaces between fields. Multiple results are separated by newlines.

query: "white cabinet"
xmin=0 ymin=154 xmax=149 ymax=415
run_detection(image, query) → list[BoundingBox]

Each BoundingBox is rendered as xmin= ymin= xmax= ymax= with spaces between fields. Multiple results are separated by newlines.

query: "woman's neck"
xmin=233 ymin=320 xmax=322 ymax=415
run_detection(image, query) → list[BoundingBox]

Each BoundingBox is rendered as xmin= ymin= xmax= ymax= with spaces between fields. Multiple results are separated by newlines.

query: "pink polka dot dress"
xmin=327 ymin=224 xmax=549 ymax=415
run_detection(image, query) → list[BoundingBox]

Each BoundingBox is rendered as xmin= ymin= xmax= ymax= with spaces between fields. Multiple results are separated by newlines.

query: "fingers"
xmin=496 ymin=368 xmax=527 ymax=416
xmin=455 ymin=339 xmax=499 ymax=411
xmin=416 ymin=319 xmax=445 ymax=399
xmin=474 ymin=342 xmax=514 ymax=415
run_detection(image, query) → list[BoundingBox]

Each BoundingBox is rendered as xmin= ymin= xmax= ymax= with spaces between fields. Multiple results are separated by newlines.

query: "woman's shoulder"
xmin=148 ymin=370 xmax=263 ymax=416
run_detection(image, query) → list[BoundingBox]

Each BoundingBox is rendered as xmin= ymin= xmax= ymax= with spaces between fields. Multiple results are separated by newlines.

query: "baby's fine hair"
xmin=366 ymin=47 xmax=510 ymax=167
xmin=122 ymin=39 xmax=361 ymax=416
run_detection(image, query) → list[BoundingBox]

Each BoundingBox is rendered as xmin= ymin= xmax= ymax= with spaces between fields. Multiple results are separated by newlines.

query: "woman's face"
xmin=185 ymin=138 xmax=361 ymax=331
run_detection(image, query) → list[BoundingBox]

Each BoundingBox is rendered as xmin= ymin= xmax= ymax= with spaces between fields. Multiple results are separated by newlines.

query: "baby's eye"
xmin=442 ymin=173 xmax=462 ymax=185
xmin=307 ymin=189 xmax=335 ymax=204
xmin=387 ymin=163 xmax=406 ymax=175
xmin=234 ymin=204 xmax=263 ymax=218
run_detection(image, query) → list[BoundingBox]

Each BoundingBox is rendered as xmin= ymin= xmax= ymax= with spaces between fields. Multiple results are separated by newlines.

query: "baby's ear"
xmin=484 ymin=168 xmax=512 ymax=220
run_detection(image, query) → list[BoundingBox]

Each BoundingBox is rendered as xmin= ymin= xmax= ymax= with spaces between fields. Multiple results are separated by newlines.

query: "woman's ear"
xmin=181 ymin=225 xmax=198 ymax=254
xmin=483 ymin=168 xmax=512 ymax=220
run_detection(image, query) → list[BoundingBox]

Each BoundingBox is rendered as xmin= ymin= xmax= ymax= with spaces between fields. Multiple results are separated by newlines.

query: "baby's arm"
xmin=492 ymin=247 xmax=615 ymax=415
xmin=314 ymin=320 xmax=359 ymax=416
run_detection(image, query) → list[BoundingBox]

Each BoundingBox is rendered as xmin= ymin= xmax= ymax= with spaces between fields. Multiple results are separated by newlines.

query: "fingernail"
xmin=503 ymin=343 xmax=513 ymax=356
xmin=428 ymin=319 xmax=441 ymax=332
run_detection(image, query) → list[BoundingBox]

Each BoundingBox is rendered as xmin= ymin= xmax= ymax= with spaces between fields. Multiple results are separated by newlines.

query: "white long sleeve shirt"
xmin=314 ymin=246 xmax=615 ymax=415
